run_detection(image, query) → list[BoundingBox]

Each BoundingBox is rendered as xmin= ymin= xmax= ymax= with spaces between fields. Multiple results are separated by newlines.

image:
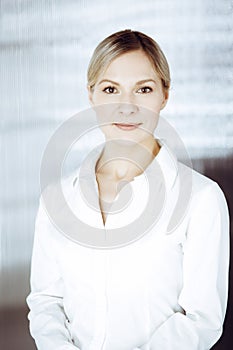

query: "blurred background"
xmin=0 ymin=0 xmax=232 ymax=348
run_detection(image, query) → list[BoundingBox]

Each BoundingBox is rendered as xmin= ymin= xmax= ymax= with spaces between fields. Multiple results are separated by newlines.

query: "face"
xmin=88 ymin=50 xmax=168 ymax=146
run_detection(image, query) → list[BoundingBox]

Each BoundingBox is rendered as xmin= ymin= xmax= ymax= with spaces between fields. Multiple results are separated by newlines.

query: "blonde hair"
xmin=87 ymin=29 xmax=171 ymax=94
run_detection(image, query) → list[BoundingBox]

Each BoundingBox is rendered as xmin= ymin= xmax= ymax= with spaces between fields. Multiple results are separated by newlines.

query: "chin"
xmin=102 ymin=125 xmax=155 ymax=144
xmin=107 ymin=133 xmax=152 ymax=147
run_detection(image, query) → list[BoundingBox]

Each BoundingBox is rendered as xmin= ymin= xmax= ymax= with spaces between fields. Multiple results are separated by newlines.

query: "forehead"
xmin=99 ymin=50 xmax=159 ymax=81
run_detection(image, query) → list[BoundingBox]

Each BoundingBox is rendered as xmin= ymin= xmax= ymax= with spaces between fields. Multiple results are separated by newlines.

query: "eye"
xmin=103 ymin=86 xmax=118 ymax=94
xmin=137 ymin=86 xmax=153 ymax=94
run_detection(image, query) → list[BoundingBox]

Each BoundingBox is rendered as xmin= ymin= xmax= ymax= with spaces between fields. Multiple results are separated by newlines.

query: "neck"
xmin=96 ymin=136 xmax=160 ymax=181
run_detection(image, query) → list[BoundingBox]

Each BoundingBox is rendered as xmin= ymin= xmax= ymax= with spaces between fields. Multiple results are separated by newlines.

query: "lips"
xmin=113 ymin=122 xmax=142 ymax=131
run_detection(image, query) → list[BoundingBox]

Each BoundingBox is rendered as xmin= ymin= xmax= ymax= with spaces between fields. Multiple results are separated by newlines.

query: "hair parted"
xmin=87 ymin=29 xmax=171 ymax=94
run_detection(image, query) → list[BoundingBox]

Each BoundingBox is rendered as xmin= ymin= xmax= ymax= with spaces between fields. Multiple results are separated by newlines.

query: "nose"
xmin=117 ymin=102 xmax=139 ymax=116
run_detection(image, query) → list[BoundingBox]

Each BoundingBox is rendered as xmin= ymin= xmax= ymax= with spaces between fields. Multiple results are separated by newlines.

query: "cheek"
xmin=90 ymin=90 xmax=102 ymax=105
xmin=98 ymin=125 xmax=113 ymax=138
xmin=130 ymin=110 xmax=159 ymax=138
xmin=135 ymin=95 xmax=163 ymax=114
xmin=95 ymin=104 xmax=117 ymax=125
xmin=145 ymin=95 xmax=165 ymax=111
xmin=92 ymin=90 xmax=116 ymax=105
xmin=143 ymin=114 xmax=160 ymax=133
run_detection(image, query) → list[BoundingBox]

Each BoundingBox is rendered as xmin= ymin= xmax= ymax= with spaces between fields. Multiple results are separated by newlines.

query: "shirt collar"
xmin=72 ymin=139 xmax=178 ymax=191
xmin=151 ymin=139 xmax=178 ymax=190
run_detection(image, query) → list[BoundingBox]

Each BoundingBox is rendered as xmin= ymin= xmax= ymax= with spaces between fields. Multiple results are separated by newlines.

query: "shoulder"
xmin=179 ymin=161 xmax=225 ymax=196
xmin=41 ymin=168 xmax=78 ymax=208
xmin=37 ymin=169 xmax=79 ymax=238
xmin=178 ymin=162 xmax=228 ymax=218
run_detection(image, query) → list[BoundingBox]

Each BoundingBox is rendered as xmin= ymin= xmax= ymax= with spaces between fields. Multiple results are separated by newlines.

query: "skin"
xmin=87 ymin=50 xmax=169 ymax=224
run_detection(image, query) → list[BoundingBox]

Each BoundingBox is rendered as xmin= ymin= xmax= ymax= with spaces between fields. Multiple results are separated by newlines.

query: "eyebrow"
xmin=97 ymin=79 xmax=157 ymax=86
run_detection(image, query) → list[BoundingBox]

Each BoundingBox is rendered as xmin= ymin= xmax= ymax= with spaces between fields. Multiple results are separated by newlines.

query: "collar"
xmin=72 ymin=139 xmax=178 ymax=192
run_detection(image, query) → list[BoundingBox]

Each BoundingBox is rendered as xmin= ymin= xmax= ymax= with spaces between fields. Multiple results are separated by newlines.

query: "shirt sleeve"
xmin=26 ymin=196 xmax=80 ymax=350
xmin=140 ymin=181 xmax=230 ymax=350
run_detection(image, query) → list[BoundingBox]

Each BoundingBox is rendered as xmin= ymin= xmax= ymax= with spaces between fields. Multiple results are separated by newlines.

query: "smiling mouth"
xmin=113 ymin=122 xmax=142 ymax=131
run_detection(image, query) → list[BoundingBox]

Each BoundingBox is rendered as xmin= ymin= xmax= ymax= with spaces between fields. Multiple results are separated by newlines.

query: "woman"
xmin=27 ymin=30 xmax=229 ymax=350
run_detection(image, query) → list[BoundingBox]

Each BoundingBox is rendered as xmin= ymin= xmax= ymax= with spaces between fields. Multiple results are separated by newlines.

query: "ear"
xmin=87 ymin=85 xmax=94 ymax=106
xmin=160 ymin=89 xmax=169 ymax=110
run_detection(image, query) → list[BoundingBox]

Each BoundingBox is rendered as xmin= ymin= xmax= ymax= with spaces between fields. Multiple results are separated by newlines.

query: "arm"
xmin=140 ymin=182 xmax=230 ymax=350
xmin=26 ymin=196 xmax=80 ymax=350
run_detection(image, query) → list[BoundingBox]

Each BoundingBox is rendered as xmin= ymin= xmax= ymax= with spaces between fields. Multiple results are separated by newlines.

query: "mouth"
xmin=113 ymin=122 xmax=142 ymax=131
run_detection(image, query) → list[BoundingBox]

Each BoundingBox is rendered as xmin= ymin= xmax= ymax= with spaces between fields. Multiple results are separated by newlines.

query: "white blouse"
xmin=26 ymin=142 xmax=229 ymax=350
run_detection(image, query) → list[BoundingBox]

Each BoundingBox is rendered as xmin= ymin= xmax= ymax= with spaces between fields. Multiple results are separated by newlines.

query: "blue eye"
xmin=103 ymin=86 xmax=117 ymax=94
xmin=137 ymin=86 xmax=153 ymax=94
